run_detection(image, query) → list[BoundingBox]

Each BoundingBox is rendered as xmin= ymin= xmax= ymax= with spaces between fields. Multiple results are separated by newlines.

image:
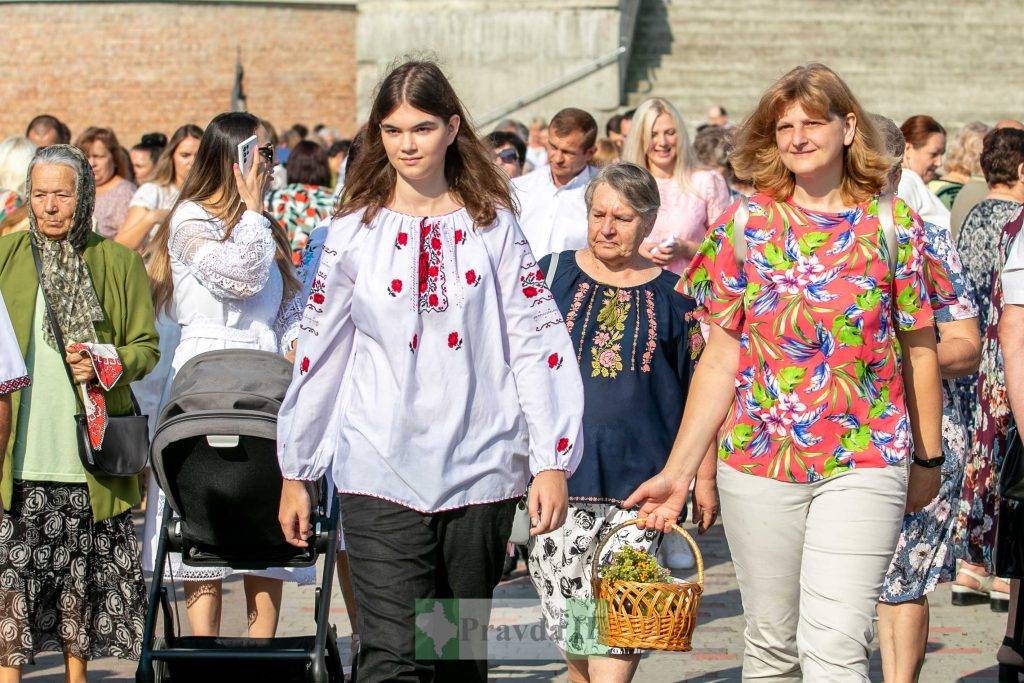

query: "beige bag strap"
xmin=730 ymin=200 xmax=750 ymax=269
xmin=877 ymin=193 xmax=898 ymax=273
xmin=545 ymin=251 xmax=560 ymax=287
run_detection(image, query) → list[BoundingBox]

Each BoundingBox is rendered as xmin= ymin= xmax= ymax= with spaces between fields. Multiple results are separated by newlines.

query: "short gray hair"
xmin=26 ymin=144 xmax=95 ymax=251
xmin=584 ymin=162 xmax=660 ymax=229
xmin=869 ymin=114 xmax=905 ymax=160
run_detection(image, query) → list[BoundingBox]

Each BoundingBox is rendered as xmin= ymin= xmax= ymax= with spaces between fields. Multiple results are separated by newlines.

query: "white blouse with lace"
xmin=277 ymin=207 xmax=585 ymax=513
xmin=141 ymin=200 xmax=311 ymax=583
xmin=166 ymin=201 xmax=302 ymax=365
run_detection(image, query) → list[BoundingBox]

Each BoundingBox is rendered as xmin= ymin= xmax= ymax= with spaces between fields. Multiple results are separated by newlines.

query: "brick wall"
xmin=0 ymin=2 xmax=358 ymax=146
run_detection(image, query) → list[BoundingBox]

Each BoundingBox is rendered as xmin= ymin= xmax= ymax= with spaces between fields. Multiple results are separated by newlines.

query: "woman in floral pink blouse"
xmin=624 ymin=64 xmax=948 ymax=680
xmin=276 ymin=61 xmax=583 ymax=683
xmin=621 ymin=97 xmax=731 ymax=274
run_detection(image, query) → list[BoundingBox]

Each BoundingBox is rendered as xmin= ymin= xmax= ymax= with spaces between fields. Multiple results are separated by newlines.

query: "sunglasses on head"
xmin=258 ymin=145 xmax=275 ymax=164
xmin=495 ymin=148 xmax=519 ymax=164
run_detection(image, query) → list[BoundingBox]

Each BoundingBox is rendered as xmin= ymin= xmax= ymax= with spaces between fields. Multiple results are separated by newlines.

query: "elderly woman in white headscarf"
xmin=0 ymin=144 xmax=158 ymax=682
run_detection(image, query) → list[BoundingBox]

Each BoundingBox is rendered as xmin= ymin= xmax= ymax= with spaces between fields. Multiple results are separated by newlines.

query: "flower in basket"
xmin=600 ymin=546 xmax=674 ymax=616
xmin=601 ymin=546 xmax=670 ymax=584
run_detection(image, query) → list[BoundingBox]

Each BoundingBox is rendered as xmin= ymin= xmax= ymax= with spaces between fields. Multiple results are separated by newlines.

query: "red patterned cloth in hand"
xmin=67 ymin=343 xmax=123 ymax=449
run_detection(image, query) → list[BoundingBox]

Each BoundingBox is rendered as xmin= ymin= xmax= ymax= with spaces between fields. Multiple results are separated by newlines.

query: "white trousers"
xmin=717 ymin=461 xmax=908 ymax=681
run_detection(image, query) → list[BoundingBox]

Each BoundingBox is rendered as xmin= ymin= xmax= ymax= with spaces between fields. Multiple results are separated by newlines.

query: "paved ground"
xmin=20 ymin=516 xmax=1009 ymax=681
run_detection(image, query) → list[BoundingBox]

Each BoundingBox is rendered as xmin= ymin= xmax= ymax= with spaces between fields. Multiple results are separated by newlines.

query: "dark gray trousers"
xmin=339 ymin=494 xmax=517 ymax=683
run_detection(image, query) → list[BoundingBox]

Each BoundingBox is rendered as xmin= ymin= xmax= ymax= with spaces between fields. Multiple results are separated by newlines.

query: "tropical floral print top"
xmin=266 ymin=183 xmax=335 ymax=264
xmin=682 ymin=193 xmax=955 ymax=483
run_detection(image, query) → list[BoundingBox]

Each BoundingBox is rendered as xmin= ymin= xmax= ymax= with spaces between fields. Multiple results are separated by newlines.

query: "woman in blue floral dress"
xmin=874 ymin=116 xmax=982 ymax=682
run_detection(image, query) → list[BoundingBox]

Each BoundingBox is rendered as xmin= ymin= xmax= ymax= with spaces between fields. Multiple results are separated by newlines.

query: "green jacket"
xmin=0 ymin=231 xmax=159 ymax=521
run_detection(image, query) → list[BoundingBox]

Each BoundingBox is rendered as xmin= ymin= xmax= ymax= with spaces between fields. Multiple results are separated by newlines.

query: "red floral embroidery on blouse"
xmin=556 ymin=437 xmax=571 ymax=454
xmin=388 ymin=279 xmax=403 ymax=297
xmin=454 ymin=229 xmax=465 ymax=245
xmin=409 ymin=334 xmax=418 ymax=353
xmin=395 ymin=231 xmax=409 ymax=248
xmin=307 ymin=276 xmax=327 ymax=315
xmin=418 ymin=219 xmax=449 ymax=313
xmin=465 ymin=269 xmax=480 ymax=287
xmin=547 ymin=353 xmax=563 ymax=369
xmin=519 ymin=267 xmax=545 ymax=299
xmin=300 ymin=357 xmax=310 ymax=374
xmin=447 ymin=331 xmax=463 ymax=350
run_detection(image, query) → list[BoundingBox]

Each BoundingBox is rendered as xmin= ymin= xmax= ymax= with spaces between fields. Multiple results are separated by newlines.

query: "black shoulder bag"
xmin=1000 ymin=424 xmax=1024 ymax=502
xmin=30 ymin=242 xmax=149 ymax=477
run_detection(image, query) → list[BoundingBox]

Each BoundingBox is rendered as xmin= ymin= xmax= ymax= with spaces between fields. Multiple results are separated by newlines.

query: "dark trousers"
xmin=339 ymin=494 xmax=517 ymax=683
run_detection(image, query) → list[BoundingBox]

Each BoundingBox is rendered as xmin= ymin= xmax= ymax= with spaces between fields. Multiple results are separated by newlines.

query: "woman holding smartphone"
xmin=141 ymin=111 xmax=309 ymax=639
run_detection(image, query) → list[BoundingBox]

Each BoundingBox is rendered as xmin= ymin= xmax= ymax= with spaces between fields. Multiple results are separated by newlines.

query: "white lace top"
xmin=168 ymin=201 xmax=301 ymax=354
xmin=277 ymin=207 xmax=585 ymax=512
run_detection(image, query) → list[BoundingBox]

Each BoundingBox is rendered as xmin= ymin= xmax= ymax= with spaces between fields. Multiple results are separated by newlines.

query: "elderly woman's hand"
xmin=65 ymin=348 xmax=96 ymax=383
xmin=692 ymin=476 xmax=719 ymax=534
xmin=528 ymin=469 xmax=569 ymax=536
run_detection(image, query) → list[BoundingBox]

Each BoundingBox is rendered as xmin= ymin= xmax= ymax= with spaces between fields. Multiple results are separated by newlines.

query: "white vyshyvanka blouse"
xmin=277 ymin=206 xmax=585 ymax=512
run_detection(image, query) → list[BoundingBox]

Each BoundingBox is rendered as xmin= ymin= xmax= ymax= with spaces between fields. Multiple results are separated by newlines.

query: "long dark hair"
xmin=340 ymin=60 xmax=514 ymax=227
xmin=146 ymin=112 xmax=298 ymax=313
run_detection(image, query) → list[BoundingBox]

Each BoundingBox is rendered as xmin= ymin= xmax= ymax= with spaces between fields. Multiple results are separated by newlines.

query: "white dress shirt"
xmin=898 ymin=168 xmax=951 ymax=230
xmin=277 ymin=207 xmax=585 ymax=513
xmin=512 ymin=164 xmax=596 ymax=259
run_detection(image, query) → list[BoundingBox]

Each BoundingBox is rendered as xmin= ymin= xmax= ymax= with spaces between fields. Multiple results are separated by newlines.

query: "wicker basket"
xmin=591 ymin=519 xmax=704 ymax=652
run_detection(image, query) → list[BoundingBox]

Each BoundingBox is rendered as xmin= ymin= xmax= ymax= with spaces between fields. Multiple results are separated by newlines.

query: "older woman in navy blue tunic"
xmin=528 ymin=163 xmax=716 ymax=683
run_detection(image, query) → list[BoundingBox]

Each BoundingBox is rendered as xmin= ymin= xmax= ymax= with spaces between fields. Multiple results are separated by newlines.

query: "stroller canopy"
xmin=152 ymin=348 xmax=294 ymax=462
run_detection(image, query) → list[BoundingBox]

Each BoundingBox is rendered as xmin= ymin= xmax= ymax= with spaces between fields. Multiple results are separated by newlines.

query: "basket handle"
xmin=590 ymin=518 xmax=704 ymax=589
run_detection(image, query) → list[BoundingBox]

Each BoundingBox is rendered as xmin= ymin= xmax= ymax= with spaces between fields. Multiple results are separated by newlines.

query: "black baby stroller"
xmin=137 ymin=349 xmax=344 ymax=682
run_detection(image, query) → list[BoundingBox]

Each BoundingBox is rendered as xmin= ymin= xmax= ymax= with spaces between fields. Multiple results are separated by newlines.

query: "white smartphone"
xmin=237 ymin=134 xmax=258 ymax=176
xmin=659 ymin=235 xmax=677 ymax=250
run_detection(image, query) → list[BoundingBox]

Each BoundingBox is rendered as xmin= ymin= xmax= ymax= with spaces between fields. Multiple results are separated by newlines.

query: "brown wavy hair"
xmin=731 ymin=63 xmax=894 ymax=205
xmin=146 ymin=112 xmax=298 ymax=314
xmin=339 ymin=60 xmax=514 ymax=227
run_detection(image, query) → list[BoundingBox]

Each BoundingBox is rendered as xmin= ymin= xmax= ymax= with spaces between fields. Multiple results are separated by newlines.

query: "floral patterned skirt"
xmin=0 ymin=480 xmax=146 ymax=666
xmin=880 ymin=390 xmax=968 ymax=603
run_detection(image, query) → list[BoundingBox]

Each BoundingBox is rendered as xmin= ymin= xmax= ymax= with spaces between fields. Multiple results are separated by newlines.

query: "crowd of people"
xmin=0 ymin=58 xmax=1022 ymax=683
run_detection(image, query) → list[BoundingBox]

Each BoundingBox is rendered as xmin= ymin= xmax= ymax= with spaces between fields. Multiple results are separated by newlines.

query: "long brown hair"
xmin=730 ymin=63 xmax=893 ymax=205
xmin=146 ymin=112 xmax=298 ymax=314
xmin=340 ymin=60 xmax=514 ymax=227
xmin=150 ymin=124 xmax=204 ymax=187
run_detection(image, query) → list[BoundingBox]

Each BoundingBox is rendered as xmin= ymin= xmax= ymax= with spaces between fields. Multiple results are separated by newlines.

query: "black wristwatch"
xmin=912 ymin=454 xmax=945 ymax=469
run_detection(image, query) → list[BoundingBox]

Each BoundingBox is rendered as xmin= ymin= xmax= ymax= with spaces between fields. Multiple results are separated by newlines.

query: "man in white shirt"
xmin=513 ymin=108 xmax=598 ymax=258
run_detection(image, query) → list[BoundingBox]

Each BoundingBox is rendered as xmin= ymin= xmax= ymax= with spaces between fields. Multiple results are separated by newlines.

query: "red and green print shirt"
xmin=681 ymin=193 xmax=954 ymax=483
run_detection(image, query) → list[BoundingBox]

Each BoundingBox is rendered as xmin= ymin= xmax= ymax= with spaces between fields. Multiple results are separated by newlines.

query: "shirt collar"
xmin=547 ymin=165 xmax=595 ymax=193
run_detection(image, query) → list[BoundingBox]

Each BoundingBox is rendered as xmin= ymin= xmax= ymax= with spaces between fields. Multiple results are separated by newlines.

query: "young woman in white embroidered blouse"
xmin=277 ymin=61 xmax=584 ymax=682
xmin=140 ymin=112 xmax=305 ymax=640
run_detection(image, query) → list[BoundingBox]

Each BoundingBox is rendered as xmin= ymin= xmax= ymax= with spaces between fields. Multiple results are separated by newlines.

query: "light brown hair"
xmin=340 ymin=60 xmax=514 ymax=227
xmin=74 ymin=126 xmax=130 ymax=179
xmin=944 ymin=121 xmax=990 ymax=177
xmin=730 ymin=63 xmax=893 ymax=205
xmin=150 ymin=124 xmax=204 ymax=187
